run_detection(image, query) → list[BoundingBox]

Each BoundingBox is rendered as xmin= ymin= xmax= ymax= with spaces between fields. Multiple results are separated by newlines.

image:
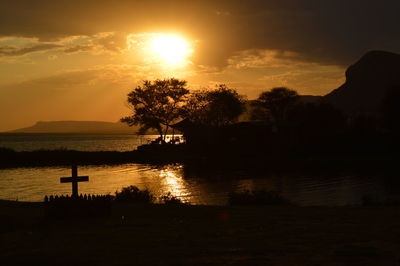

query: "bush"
xmin=228 ymin=190 xmax=290 ymax=206
xmin=115 ymin=186 xmax=154 ymax=203
xmin=159 ymin=193 xmax=188 ymax=205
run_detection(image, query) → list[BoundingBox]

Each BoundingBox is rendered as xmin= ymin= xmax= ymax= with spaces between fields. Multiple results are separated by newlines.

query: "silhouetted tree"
xmin=256 ymin=87 xmax=299 ymax=124
xmin=380 ymin=85 xmax=400 ymax=133
xmin=184 ymin=90 xmax=209 ymax=125
xmin=184 ymin=85 xmax=245 ymax=127
xmin=121 ymin=79 xmax=189 ymax=142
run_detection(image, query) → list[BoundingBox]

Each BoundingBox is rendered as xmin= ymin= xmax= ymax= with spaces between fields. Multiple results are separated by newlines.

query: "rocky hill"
xmin=325 ymin=50 xmax=400 ymax=115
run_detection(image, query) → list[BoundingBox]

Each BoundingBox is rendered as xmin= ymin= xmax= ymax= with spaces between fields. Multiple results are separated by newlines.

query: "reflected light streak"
xmin=159 ymin=165 xmax=190 ymax=201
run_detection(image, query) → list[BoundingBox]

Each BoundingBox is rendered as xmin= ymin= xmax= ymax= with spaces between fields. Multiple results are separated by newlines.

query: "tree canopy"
xmin=121 ymin=78 xmax=189 ymax=141
xmin=256 ymin=87 xmax=299 ymax=124
xmin=184 ymin=84 xmax=245 ymax=127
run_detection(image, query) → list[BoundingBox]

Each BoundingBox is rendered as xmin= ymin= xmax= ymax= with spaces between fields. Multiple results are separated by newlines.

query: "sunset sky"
xmin=1 ymin=0 xmax=399 ymax=131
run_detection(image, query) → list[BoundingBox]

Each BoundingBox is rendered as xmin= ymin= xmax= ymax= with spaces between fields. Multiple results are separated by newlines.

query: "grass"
xmin=1 ymin=199 xmax=400 ymax=265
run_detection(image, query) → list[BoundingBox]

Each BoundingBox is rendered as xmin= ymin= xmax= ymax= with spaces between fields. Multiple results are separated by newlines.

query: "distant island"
xmin=4 ymin=121 xmax=143 ymax=134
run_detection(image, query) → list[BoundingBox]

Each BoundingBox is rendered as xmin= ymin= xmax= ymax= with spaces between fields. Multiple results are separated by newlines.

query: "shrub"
xmin=115 ymin=186 xmax=154 ymax=203
xmin=228 ymin=190 xmax=290 ymax=206
xmin=159 ymin=193 xmax=188 ymax=205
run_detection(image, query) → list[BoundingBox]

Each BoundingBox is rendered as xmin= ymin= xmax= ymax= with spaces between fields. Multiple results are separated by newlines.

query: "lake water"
xmin=0 ymin=164 xmax=398 ymax=206
xmin=0 ymin=134 xmax=167 ymax=152
xmin=1 ymin=134 xmax=399 ymax=206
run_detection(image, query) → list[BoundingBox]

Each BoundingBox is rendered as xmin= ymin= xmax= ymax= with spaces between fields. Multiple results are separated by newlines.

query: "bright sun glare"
xmin=150 ymin=34 xmax=192 ymax=65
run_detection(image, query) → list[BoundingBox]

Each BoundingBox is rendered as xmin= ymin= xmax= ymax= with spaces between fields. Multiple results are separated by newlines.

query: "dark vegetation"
xmin=44 ymin=186 xmax=188 ymax=218
xmin=118 ymin=68 xmax=400 ymax=160
xmin=120 ymin=78 xmax=189 ymax=143
xmin=2 ymin=146 xmax=400 ymax=171
xmin=183 ymin=84 xmax=245 ymax=127
xmin=114 ymin=185 xmax=154 ymax=203
xmin=42 ymin=186 xmax=292 ymax=219
xmin=159 ymin=192 xmax=187 ymax=205
xmin=256 ymin=87 xmax=299 ymax=124
xmin=0 ymin=147 xmax=191 ymax=168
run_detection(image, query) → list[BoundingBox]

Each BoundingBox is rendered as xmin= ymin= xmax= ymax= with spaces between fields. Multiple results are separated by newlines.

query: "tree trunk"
xmin=163 ymin=125 xmax=169 ymax=143
xmin=157 ymin=127 xmax=163 ymax=144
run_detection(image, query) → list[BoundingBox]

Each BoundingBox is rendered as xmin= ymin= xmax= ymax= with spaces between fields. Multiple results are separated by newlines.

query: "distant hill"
xmin=325 ymin=50 xmax=400 ymax=115
xmin=8 ymin=121 xmax=141 ymax=134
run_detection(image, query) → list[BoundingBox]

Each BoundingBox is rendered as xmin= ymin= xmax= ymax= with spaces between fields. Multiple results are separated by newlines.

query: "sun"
xmin=150 ymin=34 xmax=193 ymax=65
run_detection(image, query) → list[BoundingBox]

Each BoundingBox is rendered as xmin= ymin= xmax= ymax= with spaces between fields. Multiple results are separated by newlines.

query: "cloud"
xmin=0 ymin=43 xmax=61 ymax=56
xmin=197 ymin=49 xmax=346 ymax=98
xmin=0 ymin=0 xmax=399 ymax=67
xmin=0 ymin=32 xmax=126 ymax=58
xmin=63 ymin=44 xmax=93 ymax=54
xmin=226 ymin=49 xmax=308 ymax=69
xmin=61 ymin=32 xmax=126 ymax=54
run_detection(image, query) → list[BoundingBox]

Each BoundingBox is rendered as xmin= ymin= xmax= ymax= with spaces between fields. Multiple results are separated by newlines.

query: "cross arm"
xmin=60 ymin=176 xmax=89 ymax=183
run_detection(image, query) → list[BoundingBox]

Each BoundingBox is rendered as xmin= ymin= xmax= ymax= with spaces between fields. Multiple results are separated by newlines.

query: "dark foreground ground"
xmin=1 ymin=200 xmax=400 ymax=265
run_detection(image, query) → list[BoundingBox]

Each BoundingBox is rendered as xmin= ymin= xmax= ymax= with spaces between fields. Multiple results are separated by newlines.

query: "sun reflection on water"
xmin=158 ymin=165 xmax=191 ymax=202
xmin=0 ymin=164 xmax=393 ymax=206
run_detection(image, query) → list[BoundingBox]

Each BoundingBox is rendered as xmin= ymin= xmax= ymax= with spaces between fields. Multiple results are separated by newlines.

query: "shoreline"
xmin=1 ymin=146 xmax=399 ymax=171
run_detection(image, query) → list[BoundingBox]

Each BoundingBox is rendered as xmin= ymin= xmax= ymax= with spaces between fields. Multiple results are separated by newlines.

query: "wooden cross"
xmin=60 ymin=165 xmax=89 ymax=197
